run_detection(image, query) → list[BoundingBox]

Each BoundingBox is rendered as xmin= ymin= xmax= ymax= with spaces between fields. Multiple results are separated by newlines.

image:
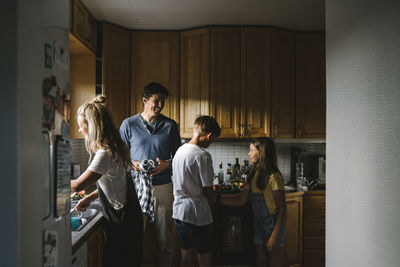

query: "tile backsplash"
xmin=71 ymin=138 xmax=325 ymax=185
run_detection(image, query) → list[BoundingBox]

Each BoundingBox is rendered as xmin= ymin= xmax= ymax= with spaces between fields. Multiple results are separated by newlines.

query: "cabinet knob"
xmin=297 ymin=124 xmax=302 ymax=137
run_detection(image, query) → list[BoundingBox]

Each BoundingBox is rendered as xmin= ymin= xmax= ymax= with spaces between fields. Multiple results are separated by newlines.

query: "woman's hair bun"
xmin=90 ymin=95 xmax=107 ymax=104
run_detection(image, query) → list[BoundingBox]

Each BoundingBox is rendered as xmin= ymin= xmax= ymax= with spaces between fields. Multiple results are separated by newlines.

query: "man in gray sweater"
xmin=120 ymin=82 xmax=181 ymax=267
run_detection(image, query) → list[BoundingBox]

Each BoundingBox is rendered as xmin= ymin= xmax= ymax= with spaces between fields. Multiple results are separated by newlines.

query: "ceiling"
xmin=81 ymin=0 xmax=325 ymax=31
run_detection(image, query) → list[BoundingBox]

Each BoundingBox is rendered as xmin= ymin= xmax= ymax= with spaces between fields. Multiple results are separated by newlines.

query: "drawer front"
xmin=304 ymin=223 xmax=325 ymax=236
xmin=303 ymin=251 xmax=325 ymax=267
xmin=304 ymin=196 xmax=325 ymax=210
xmin=303 ymin=210 xmax=325 ymax=223
xmin=304 ymin=237 xmax=325 ymax=250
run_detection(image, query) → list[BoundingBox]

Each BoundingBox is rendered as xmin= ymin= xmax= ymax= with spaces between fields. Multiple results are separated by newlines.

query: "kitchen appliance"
xmin=309 ymin=155 xmax=326 ymax=184
xmin=317 ymin=156 xmax=326 ymax=185
xmin=41 ymin=24 xmax=72 ymax=266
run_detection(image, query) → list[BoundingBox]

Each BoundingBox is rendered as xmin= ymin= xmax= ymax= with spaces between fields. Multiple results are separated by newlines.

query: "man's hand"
xmin=150 ymin=158 xmax=169 ymax=176
xmin=132 ymin=160 xmax=140 ymax=172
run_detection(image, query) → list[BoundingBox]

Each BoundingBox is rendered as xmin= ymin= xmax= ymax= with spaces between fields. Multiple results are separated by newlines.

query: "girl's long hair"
xmin=247 ymin=137 xmax=281 ymax=191
xmin=77 ymin=95 xmax=131 ymax=170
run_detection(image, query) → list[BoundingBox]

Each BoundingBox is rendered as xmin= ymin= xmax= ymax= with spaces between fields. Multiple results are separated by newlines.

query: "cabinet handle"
xmin=241 ymin=124 xmax=251 ymax=137
xmin=297 ymin=124 xmax=302 ymax=137
xmin=237 ymin=123 xmax=242 ymax=137
xmin=274 ymin=123 xmax=278 ymax=137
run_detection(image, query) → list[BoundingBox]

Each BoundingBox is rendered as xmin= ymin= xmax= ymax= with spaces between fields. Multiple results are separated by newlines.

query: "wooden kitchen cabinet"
xmin=69 ymin=33 xmax=96 ymax=139
xmin=180 ymin=28 xmax=210 ymax=138
xmin=285 ymin=192 xmax=303 ymax=267
xmin=295 ymin=33 xmax=326 ymax=139
xmin=210 ymin=27 xmax=241 ymax=138
xmin=240 ymin=27 xmax=272 ymax=138
xmin=102 ymin=22 xmax=131 ymax=128
xmin=271 ymin=29 xmax=296 ymax=139
xmin=86 ymin=223 xmax=103 ymax=267
xmin=131 ymin=31 xmax=180 ymax=123
xmin=70 ymin=0 xmax=98 ymax=53
xmin=303 ymin=191 xmax=325 ymax=267
xmin=180 ymin=26 xmax=272 ymax=138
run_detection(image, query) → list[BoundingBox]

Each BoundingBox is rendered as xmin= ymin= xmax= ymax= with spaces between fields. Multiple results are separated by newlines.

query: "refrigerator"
xmin=41 ymin=25 xmax=72 ymax=267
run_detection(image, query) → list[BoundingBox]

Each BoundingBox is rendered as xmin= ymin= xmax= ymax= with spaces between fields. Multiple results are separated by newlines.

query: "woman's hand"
xmin=75 ymin=197 xmax=92 ymax=211
xmin=266 ymin=234 xmax=278 ymax=252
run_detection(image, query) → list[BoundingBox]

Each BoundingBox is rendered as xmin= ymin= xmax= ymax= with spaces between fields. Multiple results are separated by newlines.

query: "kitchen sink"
xmin=70 ymin=201 xmax=102 ymax=231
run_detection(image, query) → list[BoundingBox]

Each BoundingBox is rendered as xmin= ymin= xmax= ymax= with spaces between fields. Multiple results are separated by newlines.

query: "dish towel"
xmin=132 ymin=160 xmax=155 ymax=223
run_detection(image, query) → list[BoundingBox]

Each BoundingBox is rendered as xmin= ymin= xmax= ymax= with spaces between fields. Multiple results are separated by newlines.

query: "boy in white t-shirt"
xmin=172 ymin=115 xmax=221 ymax=267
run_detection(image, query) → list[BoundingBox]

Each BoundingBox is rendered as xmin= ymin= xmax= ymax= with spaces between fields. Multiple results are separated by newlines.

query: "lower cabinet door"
xmin=87 ymin=225 xmax=103 ymax=267
xmin=303 ymin=250 xmax=325 ymax=267
xmin=285 ymin=196 xmax=303 ymax=267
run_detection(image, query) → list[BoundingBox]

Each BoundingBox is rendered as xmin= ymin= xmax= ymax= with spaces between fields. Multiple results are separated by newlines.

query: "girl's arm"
xmin=71 ymin=169 xmax=102 ymax=193
xmin=220 ymin=189 xmax=250 ymax=207
xmin=267 ymin=190 xmax=286 ymax=252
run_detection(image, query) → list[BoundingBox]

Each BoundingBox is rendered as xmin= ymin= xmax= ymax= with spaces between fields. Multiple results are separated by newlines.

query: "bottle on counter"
xmin=218 ymin=162 xmax=224 ymax=185
xmin=225 ymin=163 xmax=232 ymax=183
xmin=233 ymin=158 xmax=241 ymax=179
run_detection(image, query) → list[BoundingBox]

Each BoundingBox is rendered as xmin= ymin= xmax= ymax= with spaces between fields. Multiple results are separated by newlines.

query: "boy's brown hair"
xmin=194 ymin=115 xmax=221 ymax=137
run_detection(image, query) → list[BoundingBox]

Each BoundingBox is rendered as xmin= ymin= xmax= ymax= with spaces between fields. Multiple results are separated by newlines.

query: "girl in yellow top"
xmin=221 ymin=137 xmax=286 ymax=267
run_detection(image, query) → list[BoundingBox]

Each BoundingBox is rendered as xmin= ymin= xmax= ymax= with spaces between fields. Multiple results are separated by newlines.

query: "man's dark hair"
xmin=142 ymin=82 xmax=169 ymax=99
xmin=194 ymin=115 xmax=221 ymax=137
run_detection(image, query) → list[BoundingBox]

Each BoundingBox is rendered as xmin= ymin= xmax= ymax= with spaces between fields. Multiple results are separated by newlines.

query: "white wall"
xmin=326 ymin=0 xmax=400 ymax=266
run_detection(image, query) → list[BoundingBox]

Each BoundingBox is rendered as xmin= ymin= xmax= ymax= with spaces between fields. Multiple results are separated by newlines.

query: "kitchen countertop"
xmin=71 ymin=212 xmax=103 ymax=253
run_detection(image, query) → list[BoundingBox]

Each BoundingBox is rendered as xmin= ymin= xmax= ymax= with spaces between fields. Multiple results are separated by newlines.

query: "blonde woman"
xmin=71 ymin=95 xmax=143 ymax=267
xmin=221 ymin=137 xmax=286 ymax=267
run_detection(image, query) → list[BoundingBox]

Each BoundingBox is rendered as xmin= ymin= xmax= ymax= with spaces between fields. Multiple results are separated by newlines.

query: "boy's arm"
xmin=202 ymin=186 xmax=215 ymax=206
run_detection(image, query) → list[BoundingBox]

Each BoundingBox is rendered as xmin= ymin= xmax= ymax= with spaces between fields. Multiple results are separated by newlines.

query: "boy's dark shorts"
xmin=174 ymin=219 xmax=212 ymax=253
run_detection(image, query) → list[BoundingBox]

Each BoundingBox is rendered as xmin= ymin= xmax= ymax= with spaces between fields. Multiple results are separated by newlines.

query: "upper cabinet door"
xmin=210 ymin=27 xmax=241 ymax=138
xmin=241 ymin=27 xmax=271 ymax=138
xmin=131 ymin=31 xmax=179 ymax=123
xmin=295 ymin=33 xmax=326 ymax=139
xmin=271 ymin=29 xmax=295 ymax=139
xmin=71 ymin=0 xmax=97 ymax=53
xmin=102 ymin=23 xmax=131 ymax=128
xmin=180 ymin=28 xmax=210 ymax=138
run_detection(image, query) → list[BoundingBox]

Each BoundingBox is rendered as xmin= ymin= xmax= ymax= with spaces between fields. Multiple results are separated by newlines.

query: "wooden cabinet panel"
xmin=304 ymin=223 xmax=325 ymax=236
xmin=71 ymin=0 xmax=97 ymax=53
xmin=303 ymin=251 xmax=325 ymax=267
xmin=102 ymin=23 xmax=131 ymax=128
xmin=180 ymin=28 xmax=210 ymax=138
xmin=303 ymin=210 xmax=325 ymax=223
xmin=241 ymin=27 xmax=271 ymax=138
xmin=296 ymin=33 xmax=326 ymax=138
xmin=70 ymin=55 xmax=96 ymax=138
xmin=304 ymin=195 xmax=326 ymax=210
xmin=285 ymin=195 xmax=303 ymax=267
xmin=304 ymin=237 xmax=325 ymax=250
xmin=210 ymin=27 xmax=241 ymax=138
xmin=271 ymin=29 xmax=295 ymax=138
xmin=303 ymin=192 xmax=325 ymax=267
xmin=131 ymin=31 xmax=179 ymax=123
xmin=69 ymin=34 xmax=95 ymax=139
xmin=86 ymin=225 xmax=103 ymax=267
